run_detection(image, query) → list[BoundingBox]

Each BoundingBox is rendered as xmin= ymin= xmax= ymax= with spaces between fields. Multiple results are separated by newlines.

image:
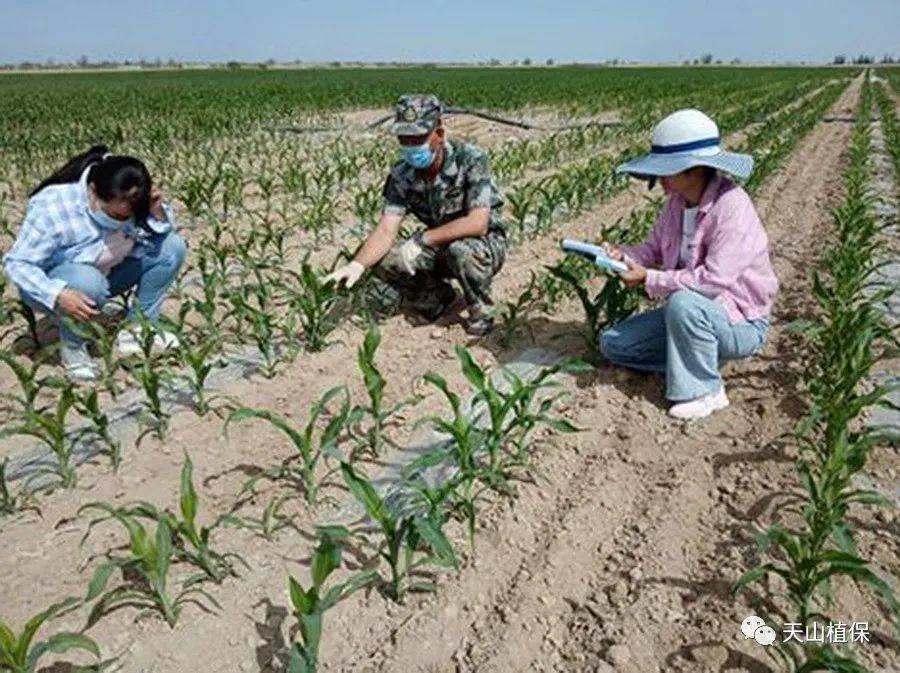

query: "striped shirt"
xmin=2 ymin=166 xmax=173 ymax=310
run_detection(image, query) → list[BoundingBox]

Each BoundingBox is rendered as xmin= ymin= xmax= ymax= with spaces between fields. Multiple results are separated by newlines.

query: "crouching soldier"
xmin=327 ymin=94 xmax=507 ymax=336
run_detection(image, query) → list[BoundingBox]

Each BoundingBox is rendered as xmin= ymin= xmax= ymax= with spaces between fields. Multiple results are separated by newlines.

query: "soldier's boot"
xmin=409 ymin=282 xmax=456 ymax=323
xmin=465 ymin=304 xmax=495 ymax=336
xmin=444 ymin=234 xmax=506 ymax=337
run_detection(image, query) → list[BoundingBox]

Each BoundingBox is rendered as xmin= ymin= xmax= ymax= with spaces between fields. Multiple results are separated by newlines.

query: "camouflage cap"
xmin=389 ymin=94 xmax=443 ymax=136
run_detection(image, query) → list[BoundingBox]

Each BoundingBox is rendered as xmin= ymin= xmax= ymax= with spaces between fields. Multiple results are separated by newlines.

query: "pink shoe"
xmin=668 ymin=386 xmax=729 ymax=419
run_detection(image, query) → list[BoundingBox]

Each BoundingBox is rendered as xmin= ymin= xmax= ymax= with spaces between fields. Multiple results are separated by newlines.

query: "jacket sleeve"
xmin=619 ymin=204 xmax=667 ymax=268
xmin=644 ymin=192 xmax=760 ymax=300
xmin=3 ymin=208 xmax=67 ymax=311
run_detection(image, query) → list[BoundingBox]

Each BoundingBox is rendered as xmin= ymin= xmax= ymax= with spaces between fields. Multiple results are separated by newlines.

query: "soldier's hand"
xmin=325 ymin=261 xmax=365 ymax=289
xmin=399 ymin=236 xmax=425 ymax=276
xmin=56 ymin=288 xmax=100 ymax=322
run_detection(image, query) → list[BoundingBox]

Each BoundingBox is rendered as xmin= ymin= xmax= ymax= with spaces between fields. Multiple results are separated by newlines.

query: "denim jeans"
xmin=598 ymin=290 xmax=769 ymax=401
xmin=19 ymin=231 xmax=186 ymax=347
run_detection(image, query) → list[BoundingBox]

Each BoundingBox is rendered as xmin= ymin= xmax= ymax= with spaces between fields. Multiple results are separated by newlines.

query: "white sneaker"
xmin=116 ymin=328 xmax=180 ymax=357
xmin=60 ymin=343 xmax=99 ymax=382
xmin=668 ymin=386 xmax=730 ymax=419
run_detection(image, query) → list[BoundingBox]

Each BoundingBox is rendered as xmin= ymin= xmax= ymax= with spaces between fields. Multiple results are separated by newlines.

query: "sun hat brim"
xmin=616 ymin=150 xmax=754 ymax=180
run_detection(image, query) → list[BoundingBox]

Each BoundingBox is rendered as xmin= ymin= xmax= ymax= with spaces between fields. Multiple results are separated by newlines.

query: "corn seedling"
xmin=497 ymin=271 xmax=539 ymax=347
xmin=126 ymin=316 xmax=172 ymax=444
xmin=0 ymin=379 xmax=82 ymax=489
xmin=0 ymin=458 xmax=39 ymax=518
xmin=547 ymin=263 xmax=642 ymax=348
xmin=350 ymin=325 xmax=419 ymax=458
xmin=282 ymin=258 xmax=341 ymax=352
xmin=89 ymin=453 xmax=244 ymax=583
xmin=226 ymin=386 xmax=357 ymax=507
xmin=229 ymin=493 xmax=297 ymax=542
xmin=0 ymin=597 xmax=104 ymax=673
xmin=0 ymin=350 xmax=61 ymax=421
xmin=286 ymin=528 xmax=378 ymax=673
xmin=172 ymin=335 xmax=228 ymax=416
xmin=74 ymin=388 xmax=121 ymax=472
xmin=339 ymin=462 xmax=457 ymax=603
xmin=80 ymin=504 xmax=221 ymax=628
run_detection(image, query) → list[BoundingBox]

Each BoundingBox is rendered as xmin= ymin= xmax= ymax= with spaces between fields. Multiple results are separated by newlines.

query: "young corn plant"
xmin=456 ymin=346 xmax=585 ymax=481
xmin=282 ymin=259 xmax=341 ymax=352
xmin=0 ymin=379 xmax=82 ymax=489
xmin=0 ymin=350 xmax=61 ymax=421
xmin=172 ymin=335 xmax=228 ymax=417
xmin=94 ymin=454 xmax=244 ymax=584
xmin=80 ymin=504 xmax=221 ymax=628
xmin=339 ymin=462 xmax=457 ymax=603
xmin=350 ymin=325 xmax=419 ymax=459
xmin=286 ymin=528 xmax=378 ymax=673
xmin=497 ymin=271 xmax=539 ymax=348
xmin=0 ymin=597 xmax=104 ymax=673
xmin=547 ymin=263 xmax=642 ymax=349
xmin=226 ymin=386 xmax=357 ymax=507
xmin=229 ymin=493 xmax=297 ymax=542
xmin=74 ymin=388 xmax=121 ymax=472
xmin=0 ymin=458 xmax=39 ymax=518
xmin=126 ymin=316 xmax=172 ymax=444
xmin=74 ymin=321 xmax=125 ymax=400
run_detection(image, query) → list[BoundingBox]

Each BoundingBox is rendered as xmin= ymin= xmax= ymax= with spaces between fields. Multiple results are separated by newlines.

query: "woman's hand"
xmin=620 ymin=261 xmax=647 ymax=287
xmin=149 ymin=186 xmax=167 ymax=221
xmin=600 ymin=242 xmax=624 ymax=261
xmin=56 ymin=288 xmax=100 ymax=322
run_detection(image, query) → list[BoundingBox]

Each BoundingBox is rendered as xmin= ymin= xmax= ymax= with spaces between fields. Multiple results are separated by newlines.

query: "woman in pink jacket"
xmin=601 ymin=109 xmax=779 ymax=420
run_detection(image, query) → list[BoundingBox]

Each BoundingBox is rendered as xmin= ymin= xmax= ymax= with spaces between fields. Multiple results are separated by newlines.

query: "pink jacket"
xmin=621 ymin=176 xmax=778 ymax=325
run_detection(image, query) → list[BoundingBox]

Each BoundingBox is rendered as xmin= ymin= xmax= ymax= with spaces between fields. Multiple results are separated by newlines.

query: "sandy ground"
xmin=1 ymin=76 xmax=898 ymax=673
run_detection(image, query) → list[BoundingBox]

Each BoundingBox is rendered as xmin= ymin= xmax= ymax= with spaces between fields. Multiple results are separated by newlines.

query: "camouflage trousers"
xmin=367 ymin=228 xmax=507 ymax=321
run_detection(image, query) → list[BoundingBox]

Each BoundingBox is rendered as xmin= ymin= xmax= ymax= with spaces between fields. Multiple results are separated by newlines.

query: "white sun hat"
xmin=616 ymin=108 xmax=753 ymax=180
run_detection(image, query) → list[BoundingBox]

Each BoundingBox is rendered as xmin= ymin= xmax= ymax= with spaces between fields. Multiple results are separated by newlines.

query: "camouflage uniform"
xmin=368 ymin=95 xmax=508 ymax=330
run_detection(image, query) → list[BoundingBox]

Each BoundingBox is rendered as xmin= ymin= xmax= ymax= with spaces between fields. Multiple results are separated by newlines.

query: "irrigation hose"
xmin=276 ymin=107 xmax=620 ymax=135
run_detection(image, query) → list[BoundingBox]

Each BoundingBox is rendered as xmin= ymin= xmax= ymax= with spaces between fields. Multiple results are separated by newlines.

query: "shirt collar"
xmin=439 ymin=139 xmax=459 ymax=179
xmin=77 ymin=165 xmax=92 ymax=210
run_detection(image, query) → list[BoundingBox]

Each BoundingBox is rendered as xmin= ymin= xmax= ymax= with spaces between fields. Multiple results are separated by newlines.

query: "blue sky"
xmin=1 ymin=1 xmax=897 ymax=64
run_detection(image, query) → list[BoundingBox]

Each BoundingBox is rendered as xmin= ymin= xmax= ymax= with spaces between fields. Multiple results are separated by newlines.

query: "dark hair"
xmin=30 ymin=144 xmax=153 ymax=223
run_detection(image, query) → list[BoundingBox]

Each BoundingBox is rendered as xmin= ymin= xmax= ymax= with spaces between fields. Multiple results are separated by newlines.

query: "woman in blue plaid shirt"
xmin=3 ymin=145 xmax=187 ymax=381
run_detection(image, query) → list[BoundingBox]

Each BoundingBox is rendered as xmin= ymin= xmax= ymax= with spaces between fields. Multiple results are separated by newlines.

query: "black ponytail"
xmin=29 ymin=144 xmax=109 ymax=197
xmin=30 ymin=145 xmax=153 ymax=224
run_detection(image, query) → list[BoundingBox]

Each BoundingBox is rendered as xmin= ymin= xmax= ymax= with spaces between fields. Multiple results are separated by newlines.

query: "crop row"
xmin=734 ymin=75 xmax=899 ymax=673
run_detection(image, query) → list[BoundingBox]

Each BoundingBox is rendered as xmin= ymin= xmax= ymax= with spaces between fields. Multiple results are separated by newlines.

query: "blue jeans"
xmin=598 ymin=290 xmax=768 ymax=401
xmin=20 ymin=231 xmax=187 ymax=347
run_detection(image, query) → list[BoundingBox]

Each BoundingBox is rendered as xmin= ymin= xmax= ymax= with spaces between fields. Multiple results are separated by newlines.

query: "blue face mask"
xmin=401 ymin=141 xmax=435 ymax=169
xmin=88 ymin=205 xmax=135 ymax=232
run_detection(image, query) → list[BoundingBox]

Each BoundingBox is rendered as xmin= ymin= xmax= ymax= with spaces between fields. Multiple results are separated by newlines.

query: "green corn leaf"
xmin=455 ymin=346 xmax=486 ymax=390
xmin=288 ymin=576 xmax=314 ymax=615
xmin=413 ymin=517 xmax=457 ymax=570
xmin=179 ymin=453 xmax=198 ymax=530
xmin=340 ymin=462 xmax=389 ymax=529
xmin=311 ymin=538 xmax=341 ymax=591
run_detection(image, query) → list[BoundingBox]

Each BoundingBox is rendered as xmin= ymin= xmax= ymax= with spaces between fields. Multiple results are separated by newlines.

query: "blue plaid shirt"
xmin=3 ymin=167 xmax=174 ymax=310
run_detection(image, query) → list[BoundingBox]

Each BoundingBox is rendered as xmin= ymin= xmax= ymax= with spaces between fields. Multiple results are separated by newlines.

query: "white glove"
xmin=399 ymin=235 xmax=425 ymax=276
xmin=325 ymin=261 xmax=365 ymax=288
